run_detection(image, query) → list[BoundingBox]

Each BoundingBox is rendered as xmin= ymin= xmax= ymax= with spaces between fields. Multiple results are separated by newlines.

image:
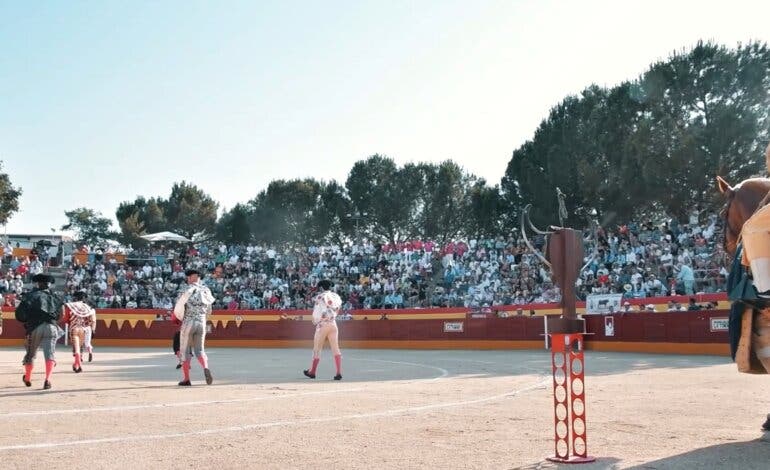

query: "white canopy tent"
xmin=139 ymin=231 xmax=191 ymax=243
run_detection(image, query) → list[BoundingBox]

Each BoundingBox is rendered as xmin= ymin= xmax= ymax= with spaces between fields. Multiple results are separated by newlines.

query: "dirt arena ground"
xmin=1 ymin=346 xmax=769 ymax=469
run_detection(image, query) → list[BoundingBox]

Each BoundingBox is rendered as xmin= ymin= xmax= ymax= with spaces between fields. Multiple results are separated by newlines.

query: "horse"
xmin=716 ymin=175 xmax=770 ymax=258
xmin=716 ymin=172 xmax=770 ymax=432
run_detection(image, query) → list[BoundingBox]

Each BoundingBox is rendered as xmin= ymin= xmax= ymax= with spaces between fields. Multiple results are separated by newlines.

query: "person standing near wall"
xmin=303 ymin=279 xmax=343 ymax=380
xmin=173 ymin=268 xmax=215 ymax=386
xmin=15 ymin=274 xmax=63 ymax=390
xmin=61 ymin=291 xmax=96 ymax=373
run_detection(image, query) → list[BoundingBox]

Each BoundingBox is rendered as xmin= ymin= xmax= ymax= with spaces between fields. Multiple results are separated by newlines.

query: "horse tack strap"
xmin=736 ymin=305 xmax=754 ymax=373
xmin=736 ymin=307 xmax=770 ymax=374
xmin=755 ymin=309 xmax=770 ymax=361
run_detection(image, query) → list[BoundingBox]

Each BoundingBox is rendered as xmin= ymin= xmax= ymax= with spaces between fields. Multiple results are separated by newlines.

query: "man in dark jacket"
xmin=15 ymin=273 xmax=63 ymax=389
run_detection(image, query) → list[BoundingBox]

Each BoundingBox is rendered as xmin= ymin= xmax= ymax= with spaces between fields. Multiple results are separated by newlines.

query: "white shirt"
xmin=312 ymin=291 xmax=342 ymax=325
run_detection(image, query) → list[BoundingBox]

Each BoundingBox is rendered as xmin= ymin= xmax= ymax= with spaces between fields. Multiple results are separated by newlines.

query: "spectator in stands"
xmin=676 ymin=262 xmax=696 ymax=295
xmin=644 ymin=274 xmax=665 ymax=297
xmin=55 ymin=210 xmax=729 ymax=313
xmin=687 ymin=298 xmax=702 ymax=311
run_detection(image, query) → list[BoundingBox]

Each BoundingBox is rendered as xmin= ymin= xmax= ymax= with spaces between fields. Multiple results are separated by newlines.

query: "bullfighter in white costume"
xmin=173 ymin=268 xmax=215 ymax=386
xmin=303 ymin=279 xmax=343 ymax=380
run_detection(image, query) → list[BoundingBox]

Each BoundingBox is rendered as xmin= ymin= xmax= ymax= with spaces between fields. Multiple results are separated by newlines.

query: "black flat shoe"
xmin=75 ymin=367 xmax=82 ymax=373
xmin=204 ymin=368 xmax=213 ymax=385
xmin=333 ymin=374 xmax=342 ymax=381
xmin=43 ymin=380 xmax=51 ymax=390
xmin=762 ymin=414 xmax=770 ymax=431
xmin=178 ymin=380 xmax=191 ymax=386
xmin=175 ymin=363 xmax=182 ymax=369
xmin=88 ymin=352 xmax=93 ymax=363
xmin=22 ymin=375 xmax=31 ymax=387
xmin=303 ymin=370 xmax=316 ymax=379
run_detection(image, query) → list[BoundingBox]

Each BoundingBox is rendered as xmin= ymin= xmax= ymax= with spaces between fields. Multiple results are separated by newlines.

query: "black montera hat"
xmin=318 ymin=279 xmax=334 ymax=291
xmin=31 ymin=273 xmax=55 ymax=284
xmin=185 ymin=268 xmax=201 ymax=276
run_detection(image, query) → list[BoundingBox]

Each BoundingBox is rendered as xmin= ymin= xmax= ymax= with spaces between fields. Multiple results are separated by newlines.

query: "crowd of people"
xmin=0 ymin=210 xmax=729 ymax=311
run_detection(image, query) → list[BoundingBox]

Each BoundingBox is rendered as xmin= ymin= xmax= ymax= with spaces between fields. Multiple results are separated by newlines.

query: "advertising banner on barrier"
xmin=586 ymin=293 xmax=624 ymax=314
xmin=444 ymin=321 xmax=464 ymax=333
xmin=710 ymin=317 xmax=728 ymax=332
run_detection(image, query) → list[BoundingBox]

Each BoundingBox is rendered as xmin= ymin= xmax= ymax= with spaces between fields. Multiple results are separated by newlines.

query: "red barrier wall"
xmin=0 ymin=308 xmax=731 ymax=355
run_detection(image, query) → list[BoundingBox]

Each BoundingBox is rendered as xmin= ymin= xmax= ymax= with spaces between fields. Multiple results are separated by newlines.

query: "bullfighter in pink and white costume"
xmin=173 ymin=268 xmax=215 ymax=386
xmin=61 ymin=291 xmax=96 ymax=373
xmin=303 ymin=279 xmax=343 ymax=380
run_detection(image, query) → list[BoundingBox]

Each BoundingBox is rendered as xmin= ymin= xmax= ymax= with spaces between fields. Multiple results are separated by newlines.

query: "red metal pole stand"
xmin=547 ymin=333 xmax=596 ymax=463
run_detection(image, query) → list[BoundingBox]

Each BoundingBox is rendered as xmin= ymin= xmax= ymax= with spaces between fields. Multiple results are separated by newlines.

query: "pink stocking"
xmin=44 ymin=360 xmax=55 ymax=381
xmin=196 ymin=353 xmax=208 ymax=369
xmin=309 ymin=357 xmax=320 ymax=375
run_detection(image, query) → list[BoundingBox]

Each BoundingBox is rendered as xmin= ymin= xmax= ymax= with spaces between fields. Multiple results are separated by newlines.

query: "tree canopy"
xmin=0 ymin=162 xmax=21 ymax=226
xmin=502 ymin=41 xmax=770 ymax=227
xmin=61 ymin=208 xmax=118 ymax=247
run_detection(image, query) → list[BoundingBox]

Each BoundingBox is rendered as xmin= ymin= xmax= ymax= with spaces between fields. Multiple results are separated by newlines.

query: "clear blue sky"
xmin=2 ymin=0 xmax=769 ymax=235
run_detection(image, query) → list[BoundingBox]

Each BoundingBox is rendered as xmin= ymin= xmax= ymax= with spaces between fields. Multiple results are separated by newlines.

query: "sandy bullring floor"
xmin=0 ymin=346 xmax=769 ymax=469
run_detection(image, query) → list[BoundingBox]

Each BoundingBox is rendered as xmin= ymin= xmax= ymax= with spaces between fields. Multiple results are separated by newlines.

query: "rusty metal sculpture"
xmin=519 ymin=203 xmax=596 ymax=331
xmin=519 ymin=195 xmax=598 ymax=463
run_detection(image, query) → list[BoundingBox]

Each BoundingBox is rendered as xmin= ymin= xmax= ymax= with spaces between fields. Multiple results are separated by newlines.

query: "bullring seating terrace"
xmin=0 ymin=211 xmax=727 ymax=311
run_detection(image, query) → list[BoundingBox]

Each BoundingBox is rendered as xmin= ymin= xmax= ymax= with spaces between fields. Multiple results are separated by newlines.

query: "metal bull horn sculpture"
xmin=522 ymin=200 xmax=600 ymax=463
xmin=520 ymin=204 xmax=597 ymax=332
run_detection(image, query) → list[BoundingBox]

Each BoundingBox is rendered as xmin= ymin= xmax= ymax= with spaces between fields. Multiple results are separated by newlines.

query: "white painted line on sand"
xmin=0 ymin=357 xmax=449 ymax=418
xmin=0 ymin=388 xmax=363 ymax=418
xmin=349 ymin=358 xmax=449 ymax=381
xmin=0 ymin=378 xmax=550 ymax=451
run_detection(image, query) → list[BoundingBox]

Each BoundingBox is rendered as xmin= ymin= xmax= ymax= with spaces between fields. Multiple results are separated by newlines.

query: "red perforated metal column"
xmin=547 ymin=333 xmax=595 ymax=463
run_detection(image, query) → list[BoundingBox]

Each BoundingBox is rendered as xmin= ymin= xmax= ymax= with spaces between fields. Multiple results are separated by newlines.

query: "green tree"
xmin=413 ymin=161 xmax=476 ymax=244
xmin=0 ymin=162 xmax=22 ymax=225
xmin=249 ymin=179 xmax=324 ymax=245
xmin=632 ymin=41 xmax=770 ymax=218
xmin=468 ymin=182 xmax=505 ymax=238
xmin=163 ymin=181 xmax=219 ymax=239
xmin=502 ymin=41 xmax=770 ymax=225
xmin=216 ymin=203 xmax=252 ymax=245
xmin=62 ymin=208 xmax=118 ymax=247
xmin=345 ymin=154 xmax=421 ymax=244
xmin=314 ymin=180 xmax=352 ymax=245
xmin=115 ymin=196 xmax=166 ymax=246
